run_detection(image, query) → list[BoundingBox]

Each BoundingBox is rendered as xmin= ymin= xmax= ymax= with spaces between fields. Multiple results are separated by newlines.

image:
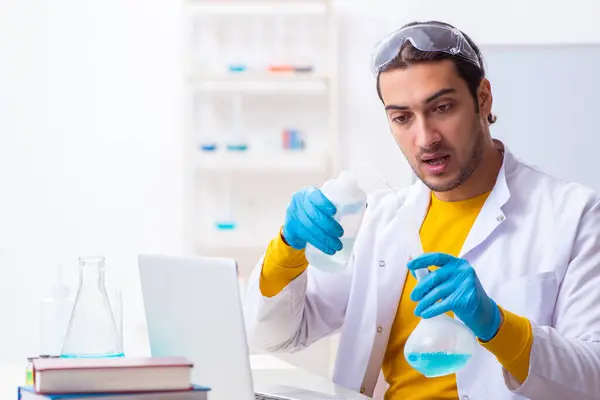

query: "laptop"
xmin=138 ymin=254 xmax=366 ymax=400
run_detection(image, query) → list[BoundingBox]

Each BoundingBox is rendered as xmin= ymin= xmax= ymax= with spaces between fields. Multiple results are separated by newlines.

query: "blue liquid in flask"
xmin=226 ymin=143 xmax=248 ymax=151
xmin=61 ymin=352 xmax=124 ymax=359
xmin=215 ymin=221 xmax=237 ymax=230
xmin=406 ymin=352 xmax=471 ymax=378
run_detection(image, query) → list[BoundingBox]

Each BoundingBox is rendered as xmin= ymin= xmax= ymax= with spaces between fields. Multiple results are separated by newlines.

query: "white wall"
xmin=1 ymin=0 xmax=600 ymax=369
xmin=0 ymin=0 xmax=50 ymax=361
xmin=0 ymin=0 xmax=183 ymax=361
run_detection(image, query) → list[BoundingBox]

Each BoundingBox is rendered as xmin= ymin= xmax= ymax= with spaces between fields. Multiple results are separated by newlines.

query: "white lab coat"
xmin=243 ymin=144 xmax=600 ymax=400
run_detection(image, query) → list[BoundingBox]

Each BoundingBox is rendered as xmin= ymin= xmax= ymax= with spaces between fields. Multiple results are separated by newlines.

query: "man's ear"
xmin=478 ymin=78 xmax=493 ymax=118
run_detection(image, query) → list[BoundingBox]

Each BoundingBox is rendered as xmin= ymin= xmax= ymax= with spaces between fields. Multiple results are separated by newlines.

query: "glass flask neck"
xmin=78 ymin=256 xmax=106 ymax=289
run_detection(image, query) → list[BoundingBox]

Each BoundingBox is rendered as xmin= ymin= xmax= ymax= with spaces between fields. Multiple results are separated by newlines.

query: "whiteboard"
xmin=481 ymin=44 xmax=600 ymax=191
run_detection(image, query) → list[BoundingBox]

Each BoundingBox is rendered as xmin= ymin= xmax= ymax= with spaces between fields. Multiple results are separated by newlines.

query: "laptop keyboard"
xmin=255 ymin=394 xmax=283 ymax=400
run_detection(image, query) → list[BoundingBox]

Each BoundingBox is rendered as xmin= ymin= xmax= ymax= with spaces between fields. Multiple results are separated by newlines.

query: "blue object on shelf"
xmin=216 ymin=221 xmax=237 ymax=230
xmin=282 ymin=129 xmax=305 ymax=151
xmin=199 ymin=143 xmax=217 ymax=152
xmin=290 ymin=129 xmax=300 ymax=149
xmin=226 ymin=143 xmax=248 ymax=151
xmin=228 ymin=64 xmax=247 ymax=73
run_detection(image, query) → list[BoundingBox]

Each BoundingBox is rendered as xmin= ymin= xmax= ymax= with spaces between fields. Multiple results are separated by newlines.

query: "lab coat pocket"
xmin=494 ymin=271 xmax=558 ymax=325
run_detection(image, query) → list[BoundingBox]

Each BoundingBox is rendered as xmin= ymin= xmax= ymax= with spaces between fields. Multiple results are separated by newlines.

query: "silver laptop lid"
xmin=138 ymin=254 xmax=255 ymax=400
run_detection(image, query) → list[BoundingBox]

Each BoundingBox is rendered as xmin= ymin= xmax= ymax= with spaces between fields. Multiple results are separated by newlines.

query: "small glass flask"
xmin=60 ymin=256 xmax=123 ymax=358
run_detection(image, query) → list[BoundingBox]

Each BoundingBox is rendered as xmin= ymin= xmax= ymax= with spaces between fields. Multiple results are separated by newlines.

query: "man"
xmin=243 ymin=21 xmax=600 ymax=399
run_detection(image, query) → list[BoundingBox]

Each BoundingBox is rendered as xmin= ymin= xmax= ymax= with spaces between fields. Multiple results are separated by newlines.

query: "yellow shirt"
xmin=259 ymin=193 xmax=533 ymax=398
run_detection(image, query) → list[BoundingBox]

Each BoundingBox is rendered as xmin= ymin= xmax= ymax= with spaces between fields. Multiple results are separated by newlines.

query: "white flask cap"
xmin=334 ymin=170 xmax=366 ymax=204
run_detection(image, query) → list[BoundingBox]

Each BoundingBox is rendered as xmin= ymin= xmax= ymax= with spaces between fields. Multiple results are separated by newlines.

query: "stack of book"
xmin=18 ymin=356 xmax=210 ymax=399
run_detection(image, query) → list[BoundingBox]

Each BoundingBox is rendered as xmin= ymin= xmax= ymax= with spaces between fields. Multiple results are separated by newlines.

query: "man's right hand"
xmin=281 ymin=187 xmax=344 ymax=255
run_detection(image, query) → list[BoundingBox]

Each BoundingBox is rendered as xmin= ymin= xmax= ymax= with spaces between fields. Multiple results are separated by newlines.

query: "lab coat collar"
xmin=489 ymin=139 xmax=512 ymax=208
xmin=400 ymin=139 xmax=514 ymax=256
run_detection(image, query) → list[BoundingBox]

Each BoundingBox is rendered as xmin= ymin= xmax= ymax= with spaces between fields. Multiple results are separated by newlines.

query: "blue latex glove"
xmin=281 ymin=187 xmax=344 ymax=254
xmin=407 ymin=252 xmax=502 ymax=341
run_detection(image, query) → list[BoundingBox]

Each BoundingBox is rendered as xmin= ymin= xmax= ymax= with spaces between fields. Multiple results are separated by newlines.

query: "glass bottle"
xmin=39 ymin=264 xmax=73 ymax=357
xmin=61 ymin=256 xmax=124 ymax=358
xmin=305 ymin=170 xmax=368 ymax=273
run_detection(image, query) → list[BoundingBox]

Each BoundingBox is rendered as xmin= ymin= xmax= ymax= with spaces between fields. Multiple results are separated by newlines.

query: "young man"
xmin=243 ymin=21 xmax=600 ymax=399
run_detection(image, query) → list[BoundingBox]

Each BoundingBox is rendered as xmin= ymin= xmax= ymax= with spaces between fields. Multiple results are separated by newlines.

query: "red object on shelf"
xmin=267 ymin=65 xmax=295 ymax=72
xmin=282 ymin=129 xmax=290 ymax=148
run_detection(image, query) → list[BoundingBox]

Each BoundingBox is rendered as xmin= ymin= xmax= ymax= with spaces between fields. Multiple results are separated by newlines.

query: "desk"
xmin=1 ymin=355 xmax=367 ymax=399
xmin=0 ymin=361 xmax=23 ymax=398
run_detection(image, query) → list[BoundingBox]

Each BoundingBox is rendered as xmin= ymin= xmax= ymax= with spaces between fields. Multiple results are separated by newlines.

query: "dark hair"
xmin=376 ymin=21 xmax=497 ymax=124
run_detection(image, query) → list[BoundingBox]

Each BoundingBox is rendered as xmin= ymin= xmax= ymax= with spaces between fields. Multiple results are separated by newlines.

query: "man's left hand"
xmin=407 ymin=252 xmax=502 ymax=342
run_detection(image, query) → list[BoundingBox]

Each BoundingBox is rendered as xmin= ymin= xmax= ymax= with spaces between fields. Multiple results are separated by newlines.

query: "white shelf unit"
xmin=195 ymin=151 xmax=329 ymax=173
xmin=182 ymin=0 xmax=339 ymax=376
xmin=188 ymin=72 xmax=330 ymax=94
xmin=183 ymin=0 xmax=339 ymax=261
xmin=185 ymin=1 xmax=329 ymax=16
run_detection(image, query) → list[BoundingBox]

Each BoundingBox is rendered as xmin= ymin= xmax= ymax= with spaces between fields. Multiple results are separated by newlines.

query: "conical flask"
xmin=61 ymin=256 xmax=124 ymax=358
xmin=404 ymin=311 xmax=477 ymax=377
xmin=403 ymin=212 xmax=477 ymax=377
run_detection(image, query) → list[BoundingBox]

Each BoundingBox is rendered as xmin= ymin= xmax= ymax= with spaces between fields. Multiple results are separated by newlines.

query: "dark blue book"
xmin=18 ymin=385 xmax=209 ymax=400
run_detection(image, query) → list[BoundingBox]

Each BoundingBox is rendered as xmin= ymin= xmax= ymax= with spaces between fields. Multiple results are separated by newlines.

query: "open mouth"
xmin=423 ymin=155 xmax=450 ymax=165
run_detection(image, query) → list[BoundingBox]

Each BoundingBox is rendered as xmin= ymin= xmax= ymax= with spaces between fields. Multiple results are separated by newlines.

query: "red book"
xmin=33 ymin=357 xmax=193 ymax=394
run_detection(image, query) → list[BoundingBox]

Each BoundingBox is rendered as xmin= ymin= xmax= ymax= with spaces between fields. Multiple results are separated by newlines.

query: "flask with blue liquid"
xmin=403 ymin=218 xmax=477 ymax=377
xmin=61 ymin=256 xmax=123 ymax=358
xmin=305 ymin=170 xmax=367 ymax=273
xmin=226 ymin=94 xmax=248 ymax=152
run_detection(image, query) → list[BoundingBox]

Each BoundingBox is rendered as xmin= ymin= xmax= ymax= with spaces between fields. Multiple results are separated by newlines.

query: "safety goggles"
xmin=371 ymin=23 xmax=481 ymax=76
